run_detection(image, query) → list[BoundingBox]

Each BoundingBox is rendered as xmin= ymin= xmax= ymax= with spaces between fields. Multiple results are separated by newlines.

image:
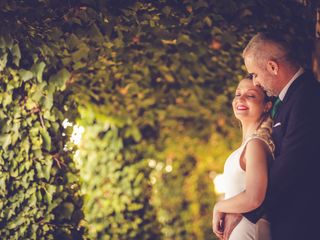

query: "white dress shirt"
xmin=278 ymin=67 xmax=304 ymax=101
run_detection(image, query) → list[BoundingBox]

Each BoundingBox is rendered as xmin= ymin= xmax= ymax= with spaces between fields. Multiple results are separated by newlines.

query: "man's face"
xmin=244 ymin=56 xmax=278 ymax=97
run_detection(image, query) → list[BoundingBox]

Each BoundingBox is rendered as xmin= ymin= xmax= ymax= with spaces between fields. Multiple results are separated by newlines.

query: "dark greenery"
xmin=0 ymin=0 xmax=316 ymax=239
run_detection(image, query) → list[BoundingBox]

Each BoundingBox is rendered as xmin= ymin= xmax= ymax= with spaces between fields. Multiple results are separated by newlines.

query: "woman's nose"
xmin=236 ymin=95 xmax=245 ymax=102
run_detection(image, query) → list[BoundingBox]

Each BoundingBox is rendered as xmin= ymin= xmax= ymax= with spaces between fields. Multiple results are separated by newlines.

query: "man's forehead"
xmin=244 ymin=55 xmax=255 ymax=65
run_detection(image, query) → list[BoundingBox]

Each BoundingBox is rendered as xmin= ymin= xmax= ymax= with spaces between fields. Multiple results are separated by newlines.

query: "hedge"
xmin=0 ymin=0 xmax=315 ymax=239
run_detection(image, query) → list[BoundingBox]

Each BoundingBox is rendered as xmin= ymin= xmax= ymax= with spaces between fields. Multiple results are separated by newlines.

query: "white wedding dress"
xmin=221 ymin=135 xmax=273 ymax=240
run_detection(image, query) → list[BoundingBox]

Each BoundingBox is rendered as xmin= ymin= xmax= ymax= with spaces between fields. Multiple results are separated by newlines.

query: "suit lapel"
xmin=274 ymin=71 xmax=310 ymax=119
xmin=282 ymin=71 xmax=310 ymax=105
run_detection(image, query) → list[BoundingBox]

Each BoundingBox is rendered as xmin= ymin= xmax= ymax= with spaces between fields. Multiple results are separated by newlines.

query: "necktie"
xmin=271 ymin=97 xmax=282 ymax=119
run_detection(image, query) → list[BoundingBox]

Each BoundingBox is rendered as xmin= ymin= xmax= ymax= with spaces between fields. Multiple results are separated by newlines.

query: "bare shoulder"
xmin=244 ymin=138 xmax=271 ymax=161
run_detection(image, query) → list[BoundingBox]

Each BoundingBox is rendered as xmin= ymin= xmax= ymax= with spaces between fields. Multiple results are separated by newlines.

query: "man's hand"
xmin=212 ymin=207 xmax=225 ymax=239
xmin=223 ymin=213 xmax=242 ymax=240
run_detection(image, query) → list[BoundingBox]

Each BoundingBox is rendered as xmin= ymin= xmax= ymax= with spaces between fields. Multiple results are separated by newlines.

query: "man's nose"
xmin=252 ymin=78 xmax=259 ymax=86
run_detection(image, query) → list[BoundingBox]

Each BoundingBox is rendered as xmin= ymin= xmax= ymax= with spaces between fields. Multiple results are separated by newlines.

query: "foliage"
xmin=76 ymin=1 xmax=312 ymax=239
xmin=0 ymin=1 xmax=90 ymax=239
xmin=0 ymin=35 xmax=84 ymax=239
xmin=77 ymin=109 xmax=161 ymax=239
xmin=0 ymin=0 xmax=315 ymax=239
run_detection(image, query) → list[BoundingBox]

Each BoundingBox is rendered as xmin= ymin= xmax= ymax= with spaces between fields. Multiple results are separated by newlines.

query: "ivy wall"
xmin=0 ymin=0 xmax=315 ymax=239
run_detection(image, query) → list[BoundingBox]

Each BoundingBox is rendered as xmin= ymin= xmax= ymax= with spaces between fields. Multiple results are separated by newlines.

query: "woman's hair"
xmin=244 ymin=75 xmax=275 ymax=154
xmin=254 ymin=115 xmax=275 ymax=154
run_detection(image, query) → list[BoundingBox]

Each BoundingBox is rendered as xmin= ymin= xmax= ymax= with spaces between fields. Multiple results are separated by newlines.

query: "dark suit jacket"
xmin=245 ymin=71 xmax=320 ymax=240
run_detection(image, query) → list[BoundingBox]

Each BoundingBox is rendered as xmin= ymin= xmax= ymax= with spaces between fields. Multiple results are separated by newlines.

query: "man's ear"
xmin=266 ymin=60 xmax=279 ymax=75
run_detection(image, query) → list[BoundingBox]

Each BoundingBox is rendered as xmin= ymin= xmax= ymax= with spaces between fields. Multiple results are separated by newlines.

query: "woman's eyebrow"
xmin=236 ymin=88 xmax=259 ymax=92
xmin=246 ymin=89 xmax=259 ymax=92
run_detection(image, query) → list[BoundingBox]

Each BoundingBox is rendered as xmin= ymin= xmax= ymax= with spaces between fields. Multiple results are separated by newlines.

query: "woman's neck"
xmin=241 ymin=121 xmax=260 ymax=143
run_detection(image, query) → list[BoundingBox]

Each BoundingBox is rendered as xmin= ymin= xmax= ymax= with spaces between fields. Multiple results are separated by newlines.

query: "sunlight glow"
xmin=62 ymin=118 xmax=73 ymax=128
xmin=71 ymin=125 xmax=85 ymax=145
xmin=148 ymin=159 xmax=157 ymax=168
xmin=165 ymin=165 xmax=172 ymax=173
xmin=150 ymin=176 xmax=157 ymax=185
xmin=213 ymin=174 xmax=225 ymax=194
xmin=156 ymin=162 xmax=164 ymax=171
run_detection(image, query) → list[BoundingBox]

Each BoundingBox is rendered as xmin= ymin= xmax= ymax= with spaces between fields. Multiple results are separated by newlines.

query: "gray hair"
xmin=243 ymin=32 xmax=299 ymax=67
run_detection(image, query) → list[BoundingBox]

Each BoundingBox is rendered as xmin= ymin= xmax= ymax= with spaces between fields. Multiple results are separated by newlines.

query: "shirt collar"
xmin=278 ymin=67 xmax=304 ymax=101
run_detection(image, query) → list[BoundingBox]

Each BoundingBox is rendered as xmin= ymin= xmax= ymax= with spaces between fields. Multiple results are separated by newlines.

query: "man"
xmin=215 ymin=32 xmax=320 ymax=240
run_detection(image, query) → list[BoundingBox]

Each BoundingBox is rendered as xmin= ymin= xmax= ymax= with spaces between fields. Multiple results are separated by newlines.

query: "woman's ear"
xmin=266 ymin=60 xmax=279 ymax=75
xmin=265 ymin=101 xmax=273 ymax=113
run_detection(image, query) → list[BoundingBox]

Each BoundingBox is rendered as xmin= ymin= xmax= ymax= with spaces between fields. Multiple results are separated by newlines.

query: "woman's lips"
xmin=236 ymin=105 xmax=249 ymax=110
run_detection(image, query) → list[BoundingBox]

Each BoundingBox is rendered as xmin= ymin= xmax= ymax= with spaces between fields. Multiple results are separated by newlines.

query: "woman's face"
xmin=232 ymin=79 xmax=271 ymax=122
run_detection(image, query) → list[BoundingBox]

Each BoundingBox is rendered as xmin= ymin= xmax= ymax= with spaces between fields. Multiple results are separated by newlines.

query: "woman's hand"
xmin=222 ymin=213 xmax=242 ymax=240
xmin=212 ymin=205 xmax=224 ymax=239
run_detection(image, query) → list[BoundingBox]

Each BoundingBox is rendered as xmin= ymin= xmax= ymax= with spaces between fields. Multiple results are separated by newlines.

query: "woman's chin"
xmin=235 ymin=114 xmax=256 ymax=122
xmin=234 ymin=113 xmax=249 ymax=120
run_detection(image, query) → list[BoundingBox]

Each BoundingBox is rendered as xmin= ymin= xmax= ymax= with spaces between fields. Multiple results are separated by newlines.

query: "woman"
xmin=212 ymin=77 xmax=274 ymax=240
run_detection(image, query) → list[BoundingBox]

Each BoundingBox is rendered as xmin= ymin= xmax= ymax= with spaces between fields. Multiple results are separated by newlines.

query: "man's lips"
xmin=236 ymin=105 xmax=249 ymax=110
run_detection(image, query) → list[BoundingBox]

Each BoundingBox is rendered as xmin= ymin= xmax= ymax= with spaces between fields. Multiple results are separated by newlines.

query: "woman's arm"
xmin=214 ymin=139 xmax=270 ymax=214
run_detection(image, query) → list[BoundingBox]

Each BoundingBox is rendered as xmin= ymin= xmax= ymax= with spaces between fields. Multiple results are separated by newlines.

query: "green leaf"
xmin=0 ymin=37 xmax=6 ymax=48
xmin=49 ymin=68 xmax=70 ymax=91
xmin=125 ymin=126 xmax=142 ymax=142
xmin=177 ymin=34 xmax=192 ymax=46
xmin=25 ymin=98 xmax=37 ymax=110
xmin=30 ymin=81 xmax=46 ymax=102
xmin=73 ymin=61 xmax=86 ymax=70
xmin=11 ymin=44 xmax=21 ymax=66
xmin=141 ymin=98 xmax=156 ymax=108
xmin=71 ymin=43 xmax=90 ymax=62
xmin=127 ymin=203 xmax=143 ymax=211
xmin=18 ymin=69 xmax=34 ymax=82
xmin=2 ymin=92 xmax=12 ymax=107
xmin=43 ymin=158 xmax=53 ymax=181
xmin=31 ymin=62 xmax=46 ymax=82
xmin=7 ymin=217 xmax=26 ymax=230
xmin=0 ymin=52 xmax=8 ymax=71
xmin=48 ymin=27 xmax=63 ymax=41
xmin=39 ymin=128 xmax=51 ymax=151
xmin=66 ymin=33 xmax=82 ymax=49
xmin=0 ymin=134 xmax=11 ymax=151
xmin=44 ymin=94 xmax=53 ymax=110
xmin=44 ymin=185 xmax=54 ymax=203
xmin=88 ymin=23 xmax=104 ymax=43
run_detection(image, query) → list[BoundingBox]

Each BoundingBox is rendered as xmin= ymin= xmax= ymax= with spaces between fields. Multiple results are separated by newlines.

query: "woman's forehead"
xmin=236 ymin=79 xmax=264 ymax=94
xmin=237 ymin=79 xmax=259 ymax=90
